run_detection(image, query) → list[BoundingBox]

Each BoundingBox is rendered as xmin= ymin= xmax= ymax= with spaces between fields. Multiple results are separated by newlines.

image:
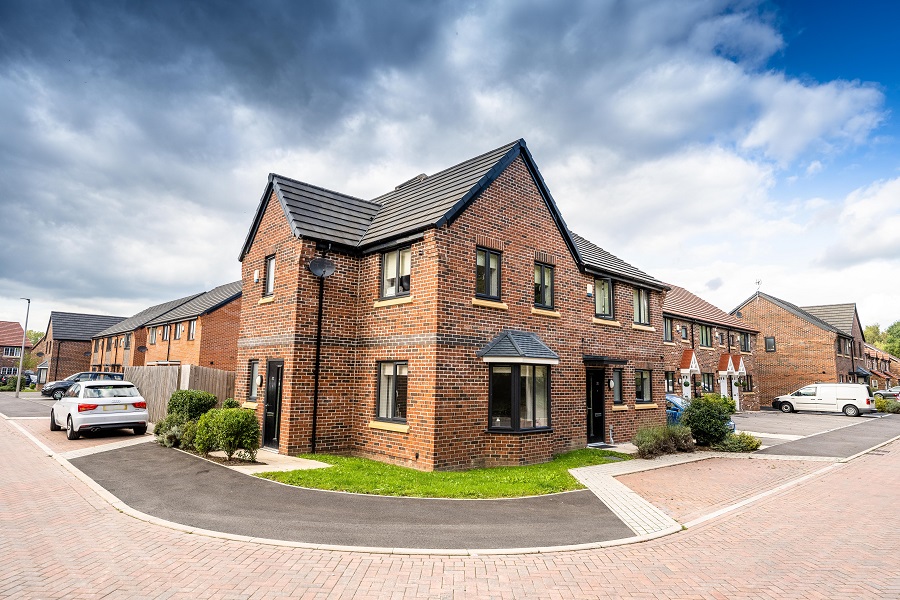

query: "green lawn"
xmin=257 ymin=449 xmax=630 ymax=498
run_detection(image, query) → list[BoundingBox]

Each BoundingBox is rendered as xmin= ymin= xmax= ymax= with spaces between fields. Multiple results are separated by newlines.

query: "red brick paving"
xmin=616 ymin=457 xmax=829 ymax=523
xmin=2 ymin=416 xmax=899 ymax=599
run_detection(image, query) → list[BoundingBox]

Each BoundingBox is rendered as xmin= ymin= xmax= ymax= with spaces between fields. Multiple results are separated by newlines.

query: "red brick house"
xmin=32 ymin=312 xmax=126 ymax=387
xmin=662 ymin=286 xmax=759 ymax=410
xmin=90 ymin=293 xmax=203 ymax=372
xmin=0 ymin=321 xmax=31 ymax=377
xmin=236 ymin=139 xmax=669 ymax=470
xmin=864 ymin=343 xmax=897 ymax=390
xmin=730 ymin=293 xmax=867 ymax=406
xmin=141 ymin=281 xmax=242 ymax=371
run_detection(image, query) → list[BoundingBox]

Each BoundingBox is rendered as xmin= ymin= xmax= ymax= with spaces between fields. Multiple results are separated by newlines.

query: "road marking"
xmin=60 ymin=435 xmax=155 ymax=460
xmin=738 ymin=430 xmax=803 ymax=441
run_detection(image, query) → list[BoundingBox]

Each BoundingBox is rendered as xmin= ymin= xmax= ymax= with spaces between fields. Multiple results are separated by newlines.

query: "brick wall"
xmin=198 ymin=297 xmax=242 ymax=370
xmin=733 ymin=295 xmax=838 ymax=405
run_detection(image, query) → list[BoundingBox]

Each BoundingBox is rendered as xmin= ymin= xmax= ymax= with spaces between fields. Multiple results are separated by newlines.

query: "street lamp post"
xmin=15 ymin=298 xmax=30 ymax=398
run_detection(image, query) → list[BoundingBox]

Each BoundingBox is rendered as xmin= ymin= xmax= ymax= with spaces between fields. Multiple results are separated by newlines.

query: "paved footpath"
xmin=2 ymin=419 xmax=900 ymax=598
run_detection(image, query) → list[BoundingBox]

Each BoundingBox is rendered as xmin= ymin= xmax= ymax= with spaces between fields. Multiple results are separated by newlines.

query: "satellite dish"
xmin=137 ymin=346 xmax=148 ymax=353
xmin=308 ymin=257 xmax=336 ymax=278
xmin=36 ymin=352 xmax=44 ymax=357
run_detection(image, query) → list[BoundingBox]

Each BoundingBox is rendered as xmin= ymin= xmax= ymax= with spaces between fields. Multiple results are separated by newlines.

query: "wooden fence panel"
xmin=188 ymin=365 xmax=236 ymax=406
xmin=124 ymin=366 xmax=180 ymax=423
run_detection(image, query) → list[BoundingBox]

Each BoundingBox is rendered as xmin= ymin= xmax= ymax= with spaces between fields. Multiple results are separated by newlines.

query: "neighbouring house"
xmin=865 ymin=343 xmax=897 ymax=389
xmin=661 ymin=286 xmax=759 ymax=410
xmin=31 ymin=312 xmax=126 ymax=387
xmin=141 ymin=281 xmax=242 ymax=371
xmin=236 ymin=139 xmax=669 ymax=470
xmin=90 ymin=293 xmax=204 ymax=372
xmin=0 ymin=321 xmax=31 ymax=377
xmin=730 ymin=293 xmax=868 ymax=405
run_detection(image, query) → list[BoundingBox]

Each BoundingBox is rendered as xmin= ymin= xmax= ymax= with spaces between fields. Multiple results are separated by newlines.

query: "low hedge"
xmin=633 ymin=425 xmax=695 ymax=459
xmin=167 ymin=389 xmax=218 ymax=420
xmin=194 ymin=408 xmax=260 ymax=461
xmin=882 ymin=400 xmax=900 ymax=414
xmin=712 ymin=432 xmax=761 ymax=452
xmin=682 ymin=394 xmax=735 ymax=446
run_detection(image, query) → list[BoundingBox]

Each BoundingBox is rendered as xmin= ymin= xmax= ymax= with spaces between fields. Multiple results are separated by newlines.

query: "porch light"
xmin=608 ymin=378 xmax=615 ymax=389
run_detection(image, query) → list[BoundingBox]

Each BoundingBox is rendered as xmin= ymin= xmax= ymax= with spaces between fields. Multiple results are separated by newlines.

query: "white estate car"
xmin=50 ymin=380 xmax=149 ymax=440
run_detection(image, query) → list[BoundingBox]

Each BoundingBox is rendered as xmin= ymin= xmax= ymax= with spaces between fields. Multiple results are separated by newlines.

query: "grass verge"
xmin=257 ymin=449 xmax=631 ymax=498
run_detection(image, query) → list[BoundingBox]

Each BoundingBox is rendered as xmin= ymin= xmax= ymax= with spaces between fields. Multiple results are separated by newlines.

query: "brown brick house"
xmin=730 ymin=293 xmax=867 ymax=406
xmin=90 ymin=293 xmax=203 ymax=372
xmin=141 ymin=281 xmax=242 ymax=371
xmin=236 ymin=139 xmax=669 ymax=470
xmin=0 ymin=321 xmax=31 ymax=377
xmin=32 ymin=312 xmax=126 ymax=387
xmin=661 ymin=286 xmax=759 ymax=410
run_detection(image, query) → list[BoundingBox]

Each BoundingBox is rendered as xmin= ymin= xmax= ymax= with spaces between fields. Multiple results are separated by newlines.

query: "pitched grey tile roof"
xmin=476 ymin=330 xmax=560 ymax=362
xmin=800 ymin=303 xmax=858 ymax=337
xmin=360 ymin=141 xmax=520 ymax=247
xmin=569 ymin=231 xmax=667 ymax=290
xmin=731 ymin=292 xmax=844 ymax=336
xmin=94 ymin=293 xmax=205 ymax=338
xmin=49 ymin=312 xmax=127 ymax=341
xmin=144 ymin=281 xmax=242 ymax=326
xmin=663 ymin=285 xmax=757 ymax=331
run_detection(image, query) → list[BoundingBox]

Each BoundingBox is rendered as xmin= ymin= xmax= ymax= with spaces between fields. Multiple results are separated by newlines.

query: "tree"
xmin=26 ymin=330 xmax=44 ymax=346
xmin=883 ymin=321 xmax=900 ymax=357
xmin=864 ymin=324 xmax=885 ymax=348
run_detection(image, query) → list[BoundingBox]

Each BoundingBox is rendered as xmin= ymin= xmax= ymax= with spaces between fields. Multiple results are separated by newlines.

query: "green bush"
xmin=633 ymin=425 xmax=695 ymax=459
xmin=218 ymin=408 xmax=260 ymax=461
xmin=167 ymin=389 xmax=218 ymax=421
xmin=883 ymin=400 xmax=900 ymax=414
xmin=222 ymin=398 xmax=240 ymax=409
xmin=154 ymin=413 xmax=186 ymax=447
xmin=194 ymin=409 xmax=221 ymax=456
xmin=713 ymin=432 xmax=761 ymax=452
xmin=682 ymin=393 xmax=734 ymax=446
xmin=875 ymin=396 xmax=888 ymax=412
xmin=180 ymin=420 xmax=198 ymax=451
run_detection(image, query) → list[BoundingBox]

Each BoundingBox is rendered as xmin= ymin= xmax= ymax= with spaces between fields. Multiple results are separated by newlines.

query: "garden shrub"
xmin=883 ymin=400 xmax=900 ymax=414
xmin=167 ymin=389 xmax=218 ymax=421
xmin=154 ymin=413 xmax=186 ymax=447
xmin=633 ymin=425 xmax=695 ymax=459
xmin=194 ymin=409 xmax=221 ymax=456
xmin=222 ymin=398 xmax=240 ymax=409
xmin=875 ymin=397 xmax=888 ymax=412
xmin=713 ymin=432 xmax=761 ymax=452
xmin=682 ymin=393 xmax=734 ymax=446
xmin=180 ymin=420 xmax=198 ymax=451
xmin=218 ymin=408 xmax=260 ymax=461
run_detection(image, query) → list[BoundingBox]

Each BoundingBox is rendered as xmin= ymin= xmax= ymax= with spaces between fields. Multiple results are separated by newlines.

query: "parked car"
xmin=41 ymin=372 xmax=124 ymax=400
xmin=665 ymin=393 xmax=736 ymax=432
xmin=873 ymin=386 xmax=900 ymax=400
xmin=49 ymin=380 xmax=148 ymax=439
xmin=772 ymin=383 xmax=874 ymax=416
xmin=0 ymin=372 xmax=31 ymax=386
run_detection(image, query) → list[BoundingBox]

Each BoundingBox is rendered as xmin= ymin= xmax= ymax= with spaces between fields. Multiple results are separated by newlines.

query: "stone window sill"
xmin=631 ymin=324 xmax=656 ymax=332
xmin=485 ymin=427 xmax=553 ymax=435
xmin=663 ymin=341 xmax=676 ymax=346
xmin=472 ymin=298 xmax=508 ymax=310
xmin=531 ymin=307 xmax=561 ymax=318
xmin=634 ymin=403 xmax=658 ymax=410
xmin=368 ymin=420 xmax=410 ymax=433
xmin=698 ymin=345 xmax=714 ymax=349
xmin=592 ymin=317 xmax=621 ymax=327
xmin=257 ymin=296 xmax=274 ymax=305
xmin=241 ymin=401 xmax=258 ymax=410
xmin=611 ymin=405 xmax=628 ymax=412
xmin=373 ymin=296 xmax=413 ymax=309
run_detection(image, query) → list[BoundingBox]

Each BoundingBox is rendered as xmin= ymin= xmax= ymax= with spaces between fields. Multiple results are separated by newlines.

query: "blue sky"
xmin=1 ymin=0 xmax=898 ymax=332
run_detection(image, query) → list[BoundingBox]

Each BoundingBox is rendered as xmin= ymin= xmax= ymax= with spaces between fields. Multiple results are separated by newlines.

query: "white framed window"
xmin=381 ymin=248 xmax=411 ymax=298
xmin=3 ymin=347 xmax=21 ymax=357
xmin=149 ymin=327 xmax=157 ymax=345
xmin=188 ymin=320 xmax=197 ymax=340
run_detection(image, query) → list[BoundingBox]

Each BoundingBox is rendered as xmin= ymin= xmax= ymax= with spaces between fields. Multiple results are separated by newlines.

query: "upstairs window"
xmin=663 ymin=317 xmax=673 ymax=342
xmin=188 ymin=320 xmax=197 ymax=341
xmin=377 ymin=361 xmax=408 ymax=421
xmin=124 ymin=334 xmax=131 ymax=350
xmin=489 ymin=364 xmax=550 ymax=430
xmin=533 ymin=263 xmax=554 ymax=309
xmin=740 ymin=333 xmax=750 ymax=352
xmin=699 ymin=325 xmax=712 ymax=347
xmin=680 ymin=325 xmax=689 ymax=340
xmin=594 ymin=278 xmax=614 ymax=319
xmin=765 ymin=336 xmax=776 ymax=352
xmin=149 ymin=327 xmax=157 ymax=345
xmin=381 ymin=247 xmax=411 ymax=298
xmin=162 ymin=326 xmax=170 ymax=342
xmin=94 ymin=339 xmax=99 ymax=352
xmin=263 ymin=254 xmax=276 ymax=296
xmin=3 ymin=347 xmax=21 ymax=357
xmin=717 ymin=332 xmax=724 ymax=345
xmin=633 ymin=289 xmax=650 ymax=325
xmin=174 ymin=323 xmax=182 ymax=340
xmin=476 ymin=248 xmax=501 ymax=300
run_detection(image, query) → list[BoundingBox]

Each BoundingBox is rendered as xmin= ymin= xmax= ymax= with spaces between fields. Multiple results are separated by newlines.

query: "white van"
xmin=774 ymin=383 xmax=874 ymax=416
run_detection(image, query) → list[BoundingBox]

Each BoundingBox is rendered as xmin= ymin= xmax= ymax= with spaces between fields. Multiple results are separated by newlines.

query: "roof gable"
xmin=94 ymin=292 xmax=205 ymax=338
xmin=732 ymin=292 xmax=843 ymax=336
xmin=476 ymin=330 xmax=559 ymax=364
xmin=49 ymin=312 xmax=127 ymax=341
xmin=0 ymin=321 xmax=30 ymax=348
xmin=679 ymin=349 xmax=700 ymax=373
xmin=664 ymin=285 xmax=756 ymax=331
xmin=800 ymin=303 xmax=859 ymax=338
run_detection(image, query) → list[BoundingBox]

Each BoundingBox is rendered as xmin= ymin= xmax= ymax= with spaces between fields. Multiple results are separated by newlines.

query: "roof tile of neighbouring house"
xmin=94 ymin=293 xmax=205 ymax=338
xmin=799 ymin=303 xmax=858 ymax=337
xmin=0 ymin=321 xmax=30 ymax=348
xmin=476 ymin=330 xmax=560 ymax=361
xmin=144 ymin=281 xmax=242 ymax=326
xmin=49 ymin=312 xmax=127 ymax=342
xmin=732 ymin=292 xmax=844 ymax=336
xmin=664 ymin=285 xmax=757 ymax=331
xmin=679 ymin=349 xmax=696 ymax=370
xmin=717 ymin=354 xmax=733 ymax=372
xmin=569 ymin=231 xmax=667 ymax=290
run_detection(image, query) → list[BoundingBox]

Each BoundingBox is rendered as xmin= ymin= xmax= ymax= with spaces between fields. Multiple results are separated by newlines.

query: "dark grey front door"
xmin=587 ymin=370 xmax=605 ymax=443
xmin=263 ymin=360 xmax=283 ymax=449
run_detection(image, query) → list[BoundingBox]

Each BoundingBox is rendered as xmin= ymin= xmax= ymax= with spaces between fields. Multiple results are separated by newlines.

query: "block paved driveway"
xmin=3 ymin=417 xmax=900 ymax=597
